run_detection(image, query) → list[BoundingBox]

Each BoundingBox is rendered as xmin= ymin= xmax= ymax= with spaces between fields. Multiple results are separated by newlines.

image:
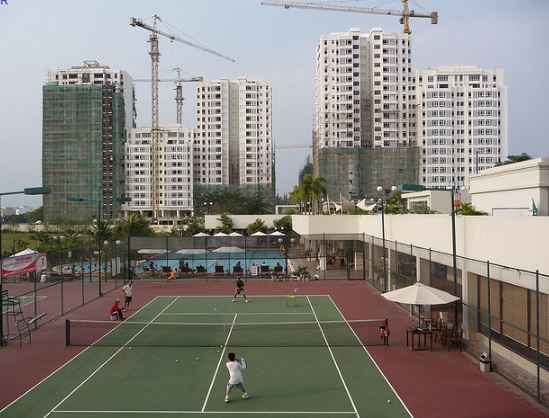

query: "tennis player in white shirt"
xmin=225 ymin=352 xmax=249 ymax=403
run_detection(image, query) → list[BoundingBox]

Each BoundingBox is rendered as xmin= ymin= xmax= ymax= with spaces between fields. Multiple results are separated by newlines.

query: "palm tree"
xmin=311 ymin=176 xmax=327 ymax=214
xmin=247 ymin=218 xmax=269 ymax=235
xmin=289 ymin=185 xmax=305 ymax=213
xmin=112 ymin=213 xmax=154 ymax=237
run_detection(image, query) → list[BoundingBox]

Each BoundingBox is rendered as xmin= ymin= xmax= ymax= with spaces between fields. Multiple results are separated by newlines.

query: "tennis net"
xmin=65 ymin=318 xmax=389 ymax=347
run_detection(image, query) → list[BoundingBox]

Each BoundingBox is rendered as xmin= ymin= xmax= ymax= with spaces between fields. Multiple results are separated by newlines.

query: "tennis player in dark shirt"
xmin=232 ymin=277 xmax=248 ymax=303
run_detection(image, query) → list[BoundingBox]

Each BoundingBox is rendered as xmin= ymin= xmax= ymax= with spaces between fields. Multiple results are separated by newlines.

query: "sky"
xmin=0 ymin=0 xmax=548 ymax=208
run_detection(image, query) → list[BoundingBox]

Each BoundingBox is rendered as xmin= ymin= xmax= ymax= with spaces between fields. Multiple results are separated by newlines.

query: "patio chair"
xmin=196 ymin=266 xmax=206 ymax=275
xmin=260 ymin=265 xmax=270 ymax=275
xmin=233 ymin=266 xmax=243 ymax=274
xmin=215 ymin=265 xmax=225 ymax=275
xmin=446 ymin=323 xmax=463 ymax=351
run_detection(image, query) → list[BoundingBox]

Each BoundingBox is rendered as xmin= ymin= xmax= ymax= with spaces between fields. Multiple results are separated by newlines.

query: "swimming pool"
xmin=135 ymin=248 xmax=285 ymax=275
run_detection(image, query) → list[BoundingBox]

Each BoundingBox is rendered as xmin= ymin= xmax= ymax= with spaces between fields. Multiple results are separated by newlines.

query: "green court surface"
xmin=1 ymin=296 xmax=411 ymax=418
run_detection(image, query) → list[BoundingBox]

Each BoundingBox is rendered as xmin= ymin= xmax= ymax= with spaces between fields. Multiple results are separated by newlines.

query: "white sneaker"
xmin=225 ymin=396 xmax=230 ymax=403
xmin=232 ymin=299 xmax=236 ymax=302
xmin=242 ymin=393 xmax=249 ymax=399
xmin=245 ymin=299 xmax=249 ymax=303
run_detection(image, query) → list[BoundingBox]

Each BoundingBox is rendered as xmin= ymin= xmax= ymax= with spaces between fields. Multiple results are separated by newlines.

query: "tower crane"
xmin=261 ymin=0 xmax=437 ymax=34
xmin=129 ymin=15 xmax=234 ymax=218
xmin=133 ymin=73 xmax=204 ymax=124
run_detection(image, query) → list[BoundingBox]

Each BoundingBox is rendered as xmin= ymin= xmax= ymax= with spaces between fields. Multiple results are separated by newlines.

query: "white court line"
xmin=162 ymin=312 xmax=314 ymax=315
xmin=201 ymin=313 xmax=238 ymax=412
xmin=52 ymin=410 xmax=356 ymax=415
xmin=44 ymin=297 xmax=181 ymax=418
xmin=155 ymin=295 xmax=332 ymax=298
xmin=0 ymin=296 xmax=161 ymax=415
xmin=327 ymin=295 xmax=413 ymax=418
xmin=306 ymin=296 xmax=360 ymax=418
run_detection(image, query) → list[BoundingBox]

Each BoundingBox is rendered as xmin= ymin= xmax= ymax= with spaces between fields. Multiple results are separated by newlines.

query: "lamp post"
xmin=203 ymin=201 xmax=213 ymax=215
xmin=448 ymin=185 xmax=459 ymax=326
xmin=376 ymin=185 xmax=396 ymax=293
xmin=0 ymin=186 xmax=51 ymax=346
xmin=114 ymin=239 xmax=121 ymax=284
xmin=417 ymin=184 xmax=460 ymax=326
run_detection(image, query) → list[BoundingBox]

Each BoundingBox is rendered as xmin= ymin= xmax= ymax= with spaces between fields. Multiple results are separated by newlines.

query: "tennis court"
xmin=2 ymin=295 xmax=410 ymax=418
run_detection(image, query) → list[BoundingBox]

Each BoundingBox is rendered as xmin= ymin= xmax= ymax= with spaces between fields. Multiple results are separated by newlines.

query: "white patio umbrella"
xmin=250 ymin=231 xmax=267 ymax=236
xmin=137 ymin=249 xmax=165 ymax=255
xmin=269 ymin=231 xmax=285 ymax=236
xmin=193 ymin=232 xmax=209 ymax=237
xmin=176 ymin=249 xmax=207 ymax=255
xmin=382 ymin=282 xmax=460 ymax=326
xmin=213 ymin=232 xmax=228 ymax=237
xmin=12 ymin=248 xmax=38 ymax=257
xmin=212 ymin=246 xmax=245 ymax=253
xmin=229 ymin=232 xmax=243 ymax=236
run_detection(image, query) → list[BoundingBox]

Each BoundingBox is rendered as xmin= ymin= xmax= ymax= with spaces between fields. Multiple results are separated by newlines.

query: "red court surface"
xmin=0 ymin=279 xmax=546 ymax=418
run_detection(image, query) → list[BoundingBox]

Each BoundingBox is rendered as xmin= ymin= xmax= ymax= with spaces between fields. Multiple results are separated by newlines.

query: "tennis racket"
xmin=240 ymin=357 xmax=247 ymax=369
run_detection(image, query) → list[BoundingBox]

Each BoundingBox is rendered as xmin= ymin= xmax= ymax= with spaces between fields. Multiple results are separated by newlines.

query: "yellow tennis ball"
xmin=387 ymin=400 xmax=392 ymax=404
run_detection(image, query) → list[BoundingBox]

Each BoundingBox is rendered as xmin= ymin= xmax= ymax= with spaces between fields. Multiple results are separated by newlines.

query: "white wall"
xmin=292 ymin=214 xmax=549 ymax=275
xmin=470 ymin=158 xmax=549 ymax=216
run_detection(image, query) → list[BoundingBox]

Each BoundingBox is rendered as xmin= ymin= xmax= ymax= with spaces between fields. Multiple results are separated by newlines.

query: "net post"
xmin=65 ymin=319 xmax=71 ymax=346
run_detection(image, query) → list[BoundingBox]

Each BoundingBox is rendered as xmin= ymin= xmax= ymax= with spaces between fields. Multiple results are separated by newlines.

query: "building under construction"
xmin=42 ymin=61 xmax=135 ymax=223
xmin=316 ymin=146 xmax=419 ymax=200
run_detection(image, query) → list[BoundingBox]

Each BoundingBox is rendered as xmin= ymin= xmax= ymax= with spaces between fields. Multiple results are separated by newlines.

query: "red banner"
xmin=1 ymin=253 xmax=48 ymax=279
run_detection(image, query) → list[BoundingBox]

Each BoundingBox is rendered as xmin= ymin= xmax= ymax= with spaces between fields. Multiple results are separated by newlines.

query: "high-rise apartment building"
xmin=314 ymin=28 xmax=418 ymax=199
xmin=42 ymin=61 xmax=135 ymax=222
xmin=124 ymin=125 xmax=195 ymax=218
xmin=315 ymin=28 xmax=414 ymax=150
xmin=195 ymin=78 xmax=274 ymax=198
xmin=415 ymin=66 xmax=508 ymax=189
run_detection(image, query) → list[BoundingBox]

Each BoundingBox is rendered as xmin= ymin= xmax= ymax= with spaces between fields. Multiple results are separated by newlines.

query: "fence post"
xmin=166 ymin=235 xmax=169 ymax=282
xmin=127 ymin=236 xmax=131 ymax=283
xmin=33 ymin=271 xmax=37 ymax=328
xmin=323 ymin=233 xmax=326 ymax=280
xmin=487 ymin=260 xmax=492 ymax=368
xmin=81 ymin=243 xmax=85 ymax=305
xmin=60 ymin=249 xmax=64 ymax=316
xmin=362 ymin=232 xmax=366 ymax=281
xmin=536 ymin=269 xmax=541 ymax=403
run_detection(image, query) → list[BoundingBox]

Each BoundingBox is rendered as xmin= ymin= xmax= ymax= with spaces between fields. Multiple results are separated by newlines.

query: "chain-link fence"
xmin=2 ymin=238 xmax=129 ymax=344
xmin=3 ymin=231 xmax=548 ymax=406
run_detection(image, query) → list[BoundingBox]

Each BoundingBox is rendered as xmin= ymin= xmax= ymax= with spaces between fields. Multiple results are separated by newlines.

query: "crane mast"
xmin=173 ymin=67 xmax=184 ymax=125
xmin=130 ymin=15 xmax=234 ymax=219
xmin=261 ymin=0 xmax=437 ymax=34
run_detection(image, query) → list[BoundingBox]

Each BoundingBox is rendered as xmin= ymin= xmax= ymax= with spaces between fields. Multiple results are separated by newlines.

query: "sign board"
xmin=1 ymin=253 xmax=48 ymax=279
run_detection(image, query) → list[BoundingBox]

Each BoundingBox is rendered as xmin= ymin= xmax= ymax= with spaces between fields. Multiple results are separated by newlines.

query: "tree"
xmin=416 ymin=204 xmax=437 ymax=214
xmin=273 ymin=215 xmax=292 ymax=232
xmin=289 ymin=185 xmax=306 ymax=213
xmin=199 ymin=189 xmax=271 ymax=215
xmin=298 ymin=155 xmax=313 ymax=185
xmin=217 ymin=212 xmax=234 ymax=234
xmin=187 ymin=218 xmax=205 ymax=236
xmin=455 ymin=203 xmax=487 ymax=216
xmin=289 ymin=174 xmax=326 ymax=214
xmin=495 ymin=153 xmax=532 ymax=166
xmin=247 ymin=218 xmax=269 ymax=235
xmin=112 ymin=213 xmax=154 ymax=237
xmin=384 ymin=191 xmax=410 ymax=214
xmin=348 ymin=207 xmax=370 ymax=215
